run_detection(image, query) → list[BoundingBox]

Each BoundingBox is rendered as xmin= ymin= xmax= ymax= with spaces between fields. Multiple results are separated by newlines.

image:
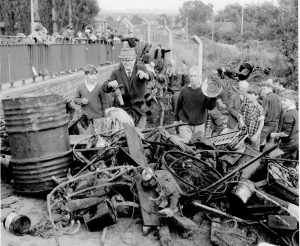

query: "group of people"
xmin=226 ymin=79 xmax=298 ymax=159
xmin=73 ymin=38 xmax=298 ymax=161
xmin=0 ymin=23 xmax=123 ymax=46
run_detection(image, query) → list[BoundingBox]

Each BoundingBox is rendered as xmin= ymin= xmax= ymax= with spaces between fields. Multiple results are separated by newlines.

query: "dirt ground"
xmin=1 ymin=182 xmax=213 ymax=246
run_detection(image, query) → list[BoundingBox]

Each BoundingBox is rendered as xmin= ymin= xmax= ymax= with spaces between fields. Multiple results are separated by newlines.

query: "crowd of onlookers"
xmin=0 ymin=23 xmax=125 ymax=45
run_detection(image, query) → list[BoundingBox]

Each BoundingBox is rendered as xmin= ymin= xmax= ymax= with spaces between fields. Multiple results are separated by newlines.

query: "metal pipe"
xmin=203 ymin=144 xmax=278 ymax=192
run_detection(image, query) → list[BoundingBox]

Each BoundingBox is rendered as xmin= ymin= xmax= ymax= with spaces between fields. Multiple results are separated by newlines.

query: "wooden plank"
xmin=123 ymin=123 xmax=147 ymax=167
xmin=123 ymin=123 xmax=160 ymax=227
xmin=136 ymin=175 xmax=160 ymax=226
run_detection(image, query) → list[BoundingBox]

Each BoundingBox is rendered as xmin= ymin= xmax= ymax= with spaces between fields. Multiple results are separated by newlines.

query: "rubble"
xmin=1 ymin=109 xmax=299 ymax=246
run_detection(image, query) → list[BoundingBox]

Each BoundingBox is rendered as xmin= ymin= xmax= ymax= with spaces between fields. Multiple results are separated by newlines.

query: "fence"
xmin=0 ymin=43 xmax=122 ymax=87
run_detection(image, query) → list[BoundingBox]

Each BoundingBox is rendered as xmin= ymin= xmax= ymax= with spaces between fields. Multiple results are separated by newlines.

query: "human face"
xmin=189 ymin=71 xmax=200 ymax=87
xmin=121 ymin=57 xmax=136 ymax=71
xmin=86 ymin=72 xmax=97 ymax=83
xmin=247 ymin=93 xmax=258 ymax=104
xmin=281 ymin=97 xmax=293 ymax=110
xmin=238 ymin=84 xmax=249 ymax=96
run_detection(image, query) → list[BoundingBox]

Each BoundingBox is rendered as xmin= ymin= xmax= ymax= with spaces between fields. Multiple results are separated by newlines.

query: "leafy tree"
xmin=157 ymin=14 xmax=172 ymax=27
xmin=178 ymin=0 xmax=213 ymax=35
xmin=0 ymin=0 xmax=31 ymax=35
xmin=131 ymin=15 xmax=143 ymax=25
xmin=215 ymin=3 xmax=242 ymax=23
xmin=38 ymin=0 xmax=54 ymax=34
xmin=38 ymin=0 xmax=100 ymax=34
xmin=71 ymin=0 xmax=100 ymax=32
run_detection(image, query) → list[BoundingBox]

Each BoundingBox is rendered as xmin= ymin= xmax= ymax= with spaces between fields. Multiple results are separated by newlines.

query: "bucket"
xmin=2 ymin=94 xmax=73 ymax=193
xmin=3 ymin=212 xmax=31 ymax=235
xmin=83 ymin=199 xmax=117 ymax=231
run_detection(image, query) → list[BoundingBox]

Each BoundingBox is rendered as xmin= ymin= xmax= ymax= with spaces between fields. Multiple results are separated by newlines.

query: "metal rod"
xmin=193 ymin=202 xmax=255 ymax=224
xmin=203 ymin=144 xmax=278 ymax=192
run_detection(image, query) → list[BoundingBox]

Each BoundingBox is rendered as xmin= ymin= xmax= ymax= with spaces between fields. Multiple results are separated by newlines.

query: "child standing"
xmin=238 ymin=85 xmax=265 ymax=149
xmin=271 ymin=90 xmax=298 ymax=160
xmin=74 ymin=64 xmax=108 ymax=122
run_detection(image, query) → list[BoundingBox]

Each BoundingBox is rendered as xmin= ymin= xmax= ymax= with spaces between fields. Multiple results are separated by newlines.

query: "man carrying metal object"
xmin=173 ymin=66 xmax=218 ymax=143
xmin=102 ymin=47 xmax=154 ymax=128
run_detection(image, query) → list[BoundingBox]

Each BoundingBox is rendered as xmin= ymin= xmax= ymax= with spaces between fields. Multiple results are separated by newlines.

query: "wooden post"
xmin=52 ymin=0 xmax=58 ymax=33
xmin=30 ymin=0 xmax=34 ymax=33
xmin=8 ymin=54 xmax=13 ymax=88
xmin=68 ymin=0 xmax=72 ymax=25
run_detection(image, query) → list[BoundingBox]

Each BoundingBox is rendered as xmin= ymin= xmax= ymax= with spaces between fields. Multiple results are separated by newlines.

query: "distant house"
xmin=214 ymin=22 xmax=236 ymax=33
xmin=94 ymin=15 xmax=107 ymax=34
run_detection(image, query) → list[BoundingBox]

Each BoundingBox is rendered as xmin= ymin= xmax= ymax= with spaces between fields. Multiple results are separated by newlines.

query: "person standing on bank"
xmin=226 ymin=80 xmax=250 ymax=132
xmin=259 ymin=81 xmax=282 ymax=149
xmin=102 ymin=47 xmax=154 ymax=128
xmin=271 ymin=90 xmax=298 ymax=160
xmin=173 ymin=66 xmax=217 ymax=143
xmin=74 ymin=64 xmax=108 ymax=121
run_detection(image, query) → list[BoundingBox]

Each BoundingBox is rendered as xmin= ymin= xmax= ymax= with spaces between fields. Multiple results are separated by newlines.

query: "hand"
xmin=217 ymin=98 xmax=226 ymax=109
xmin=251 ymin=134 xmax=259 ymax=143
xmin=270 ymin=132 xmax=279 ymax=139
xmin=137 ymin=70 xmax=149 ymax=79
xmin=108 ymin=80 xmax=119 ymax=88
xmin=81 ymin=98 xmax=88 ymax=105
xmin=158 ymin=208 xmax=174 ymax=218
xmin=173 ymin=121 xmax=179 ymax=126
xmin=238 ymin=117 xmax=245 ymax=128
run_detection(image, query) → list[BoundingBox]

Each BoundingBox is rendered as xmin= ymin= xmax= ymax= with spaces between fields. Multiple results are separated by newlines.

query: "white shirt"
xmin=85 ymin=79 xmax=97 ymax=92
xmin=286 ymin=105 xmax=296 ymax=111
xmin=125 ymin=69 xmax=133 ymax=78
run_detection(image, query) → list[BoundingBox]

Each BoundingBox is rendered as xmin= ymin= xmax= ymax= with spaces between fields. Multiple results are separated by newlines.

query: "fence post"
xmin=164 ymin=26 xmax=172 ymax=60
xmin=142 ymin=18 xmax=151 ymax=44
xmin=191 ymin=35 xmax=203 ymax=83
xmin=8 ymin=54 xmax=14 ymax=88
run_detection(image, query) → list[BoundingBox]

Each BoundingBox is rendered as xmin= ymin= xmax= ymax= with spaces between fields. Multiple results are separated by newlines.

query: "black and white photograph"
xmin=0 ymin=0 xmax=298 ymax=245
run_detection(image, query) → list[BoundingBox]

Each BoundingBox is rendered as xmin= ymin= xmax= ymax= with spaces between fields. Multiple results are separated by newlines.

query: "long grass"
xmin=154 ymin=36 xmax=290 ymax=80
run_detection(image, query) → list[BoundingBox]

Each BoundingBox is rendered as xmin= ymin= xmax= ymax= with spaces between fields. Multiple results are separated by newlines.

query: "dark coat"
xmin=102 ymin=63 xmax=154 ymax=108
xmin=154 ymin=48 xmax=171 ymax=60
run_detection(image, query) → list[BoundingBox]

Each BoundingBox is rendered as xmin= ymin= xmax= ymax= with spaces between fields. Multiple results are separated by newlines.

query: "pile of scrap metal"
xmin=44 ymin=121 xmax=298 ymax=246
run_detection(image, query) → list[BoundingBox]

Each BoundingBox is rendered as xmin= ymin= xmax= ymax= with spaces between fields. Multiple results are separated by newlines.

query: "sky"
xmin=99 ymin=0 xmax=276 ymax=12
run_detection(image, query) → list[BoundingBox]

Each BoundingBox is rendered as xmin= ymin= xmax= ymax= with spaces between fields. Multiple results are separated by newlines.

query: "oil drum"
xmin=2 ymin=94 xmax=72 ymax=193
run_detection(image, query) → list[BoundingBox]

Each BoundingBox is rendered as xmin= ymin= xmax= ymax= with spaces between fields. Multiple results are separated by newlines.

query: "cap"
xmin=279 ymin=89 xmax=298 ymax=101
xmin=119 ymin=47 xmax=136 ymax=59
xmin=260 ymin=80 xmax=274 ymax=89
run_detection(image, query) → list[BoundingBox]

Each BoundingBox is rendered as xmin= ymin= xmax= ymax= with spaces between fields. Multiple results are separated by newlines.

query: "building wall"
xmin=1 ymin=64 xmax=118 ymax=116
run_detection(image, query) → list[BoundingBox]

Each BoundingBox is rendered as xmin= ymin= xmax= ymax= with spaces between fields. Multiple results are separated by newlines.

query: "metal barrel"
xmin=2 ymin=94 xmax=72 ymax=193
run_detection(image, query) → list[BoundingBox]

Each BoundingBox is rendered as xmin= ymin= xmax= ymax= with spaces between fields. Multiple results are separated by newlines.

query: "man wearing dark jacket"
xmin=154 ymin=44 xmax=171 ymax=60
xmin=259 ymin=81 xmax=282 ymax=148
xmin=121 ymin=31 xmax=139 ymax=48
xmin=102 ymin=47 xmax=154 ymax=128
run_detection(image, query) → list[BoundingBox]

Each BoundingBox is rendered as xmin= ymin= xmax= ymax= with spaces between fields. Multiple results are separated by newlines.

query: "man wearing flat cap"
xmin=102 ymin=47 xmax=154 ymax=128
